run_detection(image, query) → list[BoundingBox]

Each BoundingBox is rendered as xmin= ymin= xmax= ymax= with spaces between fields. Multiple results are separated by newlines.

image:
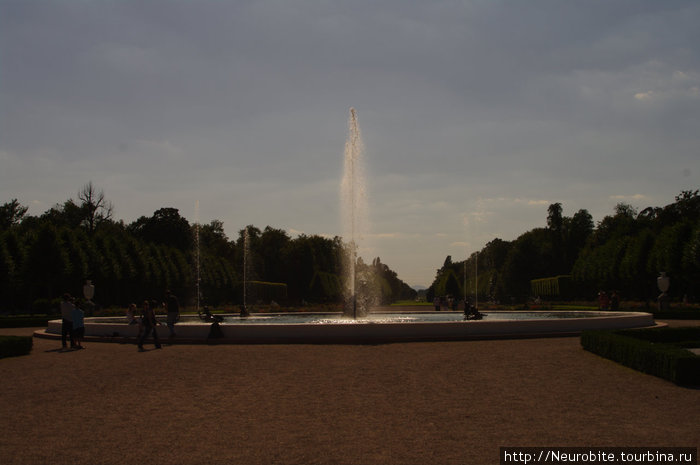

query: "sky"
xmin=1 ymin=1 xmax=699 ymax=288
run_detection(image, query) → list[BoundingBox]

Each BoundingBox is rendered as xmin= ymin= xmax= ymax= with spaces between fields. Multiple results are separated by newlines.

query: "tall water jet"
xmin=241 ymin=226 xmax=251 ymax=317
xmin=195 ymin=200 xmax=201 ymax=314
xmin=341 ymin=108 xmax=370 ymax=318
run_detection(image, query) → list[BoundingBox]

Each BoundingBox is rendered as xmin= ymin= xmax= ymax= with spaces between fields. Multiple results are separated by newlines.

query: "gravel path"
xmin=1 ymin=323 xmax=698 ymax=464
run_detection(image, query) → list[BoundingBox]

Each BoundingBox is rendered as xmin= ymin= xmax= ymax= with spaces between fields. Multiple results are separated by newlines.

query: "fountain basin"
xmin=40 ymin=310 xmax=656 ymax=343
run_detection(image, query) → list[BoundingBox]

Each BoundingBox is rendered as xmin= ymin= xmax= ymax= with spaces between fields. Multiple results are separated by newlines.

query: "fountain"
xmin=240 ymin=226 xmax=251 ymax=317
xmin=40 ymin=310 xmax=656 ymax=343
xmin=341 ymin=108 xmax=371 ymax=318
xmin=194 ymin=201 xmax=201 ymax=314
xmin=37 ymin=109 xmax=658 ymax=344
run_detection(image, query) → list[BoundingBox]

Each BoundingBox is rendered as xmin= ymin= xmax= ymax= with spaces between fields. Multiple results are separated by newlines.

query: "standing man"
xmin=165 ymin=290 xmax=180 ymax=338
xmin=60 ymin=293 xmax=76 ymax=349
xmin=138 ymin=300 xmax=161 ymax=351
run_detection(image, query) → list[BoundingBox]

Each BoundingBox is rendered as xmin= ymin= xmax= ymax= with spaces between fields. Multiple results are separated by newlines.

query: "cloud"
xmin=609 ymin=194 xmax=649 ymax=202
xmin=1 ymin=0 xmax=699 ymax=286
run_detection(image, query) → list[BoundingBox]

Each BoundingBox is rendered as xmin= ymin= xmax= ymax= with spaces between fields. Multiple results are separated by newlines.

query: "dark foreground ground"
xmin=0 ymin=321 xmax=698 ymax=465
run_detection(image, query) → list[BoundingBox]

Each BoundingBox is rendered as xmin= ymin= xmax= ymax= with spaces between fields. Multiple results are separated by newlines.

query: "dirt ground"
xmin=0 ymin=322 xmax=698 ymax=465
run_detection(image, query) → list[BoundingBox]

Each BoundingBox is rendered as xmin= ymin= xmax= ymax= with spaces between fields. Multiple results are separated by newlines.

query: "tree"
xmin=563 ymin=209 xmax=594 ymax=271
xmin=442 ymin=255 xmax=453 ymax=271
xmin=0 ymin=199 xmax=28 ymax=230
xmin=198 ymin=220 xmax=234 ymax=259
xmin=23 ymin=224 xmax=69 ymax=299
xmin=547 ymin=203 xmax=565 ymax=273
xmin=40 ymin=200 xmax=84 ymax=230
xmin=259 ymin=226 xmax=291 ymax=283
xmin=547 ymin=203 xmax=563 ymax=233
xmin=78 ymin=182 xmax=113 ymax=234
xmin=128 ymin=208 xmax=193 ymax=251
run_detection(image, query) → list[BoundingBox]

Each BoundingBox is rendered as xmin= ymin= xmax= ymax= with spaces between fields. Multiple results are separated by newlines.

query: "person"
xmin=199 ymin=306 xmax=223 ymax=322
xmin=60 ymin=293 xmax=76 ymax=349
xmin=610 ymin=291 xmax=620 ymax=311
xmin=72 ymin=303 xmax=85 ymax=349
xmin=126 ymin=303 xmax=139 ymax=325
xmin=165 ymin=290 xmax=180 ymax=338
xmin=433 ymin=296 xmax=441 ymax=311
xmin=598 ymin=291 xmax=610 ymax=311
xmin=198 ymin=306 xmax=224 ymax=339
xmin=463 ymin=298 xmax=483 ymax=320
xmin=138 ymin=300 xmax=161 ymax=352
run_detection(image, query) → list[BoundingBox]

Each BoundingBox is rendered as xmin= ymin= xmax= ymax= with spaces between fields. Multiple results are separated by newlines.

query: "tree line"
xmin=428 ymin=190 xmax=700 ymax=304
xmin=0 ymin=183 xmax=416 ymax=313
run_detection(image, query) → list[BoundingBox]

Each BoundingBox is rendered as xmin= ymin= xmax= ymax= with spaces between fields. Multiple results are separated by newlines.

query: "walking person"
xmin=60 ymin=293 xmax=77 ymax=349
xmin=72 ymin=303 xmax=85 ymax=349
xmin=165 ymin=290 xmax=180 ymax=338
xmin=137 ymin=300 xmax=161 ymax=352
xmin=126 ymin=303 xmax=138 ymax=325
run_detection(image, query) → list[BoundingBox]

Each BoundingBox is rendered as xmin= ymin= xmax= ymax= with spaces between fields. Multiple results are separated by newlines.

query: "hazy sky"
xmin=1 ymin=1 xmax=699 ymax=287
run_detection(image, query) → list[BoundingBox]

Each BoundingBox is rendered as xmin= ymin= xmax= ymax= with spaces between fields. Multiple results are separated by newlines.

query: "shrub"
xmin=0 ymin=335 xmax=33 ymax=358
xmin=581 ymin=327 xmax=700 ymax=386
xmin=31 ymin=299 xmax=55 ymax=315
xmin=240 ymin=281 xmax=288 ymax=304
xmin=0 ymin=316 xmax=51 ymax=328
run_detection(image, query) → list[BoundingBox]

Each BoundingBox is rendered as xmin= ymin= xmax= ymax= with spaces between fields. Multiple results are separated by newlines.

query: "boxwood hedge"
xmin=0 ymin=335 xmax=33 ymax=359
xmin=581 ymin=327 xmax=700 ymax=386
xmin=0 ymin=316 xmax=52 ymax=328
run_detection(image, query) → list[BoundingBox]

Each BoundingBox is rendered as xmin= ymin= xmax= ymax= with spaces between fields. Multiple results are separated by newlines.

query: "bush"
xmin=309 ymin=271 xmax=342 ymax=302
xmin=0 ymin=335 xmax=33 ymax=358
xmin=0 ymin=316 xmax=52 ymax=328
xmin=652 ymin=309 xmax=700 ymax=320
xmin=31 ymin=299 xmax=54 ymax=315
xmin=240 ymin=281 xmax=288 ymax=304
xmin=581 ymin=327 xmax=700 ymax=386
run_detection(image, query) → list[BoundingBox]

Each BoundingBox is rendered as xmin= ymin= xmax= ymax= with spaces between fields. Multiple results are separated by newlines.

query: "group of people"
xmin=126 ymin=290 xmax=180 ymax=352
xmin=60 ymin=294 xmax=85 ymax=350
xmin=432 ymin=295 xmax=484 ymax=320
xmin=433 ymin=295 xmax=461 ymax=311
xmin=60 ymin=289 xmax=180 ymax=352
xmin=597 ymin=290 xmax=620 ymax=311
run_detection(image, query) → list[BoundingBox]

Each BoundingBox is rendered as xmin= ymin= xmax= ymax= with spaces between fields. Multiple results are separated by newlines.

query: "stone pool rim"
xmin=36 ymin=310 xmax=659 ymax=344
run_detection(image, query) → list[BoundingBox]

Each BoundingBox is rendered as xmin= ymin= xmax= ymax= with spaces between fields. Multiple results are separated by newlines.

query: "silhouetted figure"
xmin=463 ymin=299 xmax=483 ymax=320
xmin=239 ymin=305 xmax=250 ymax=317
xmin=199 ymin=306 xmax=223 ymax=322
xmin=610 ymin=291 xmax=620 ymax=311
xmin=72 ymin=304 xmax=85 ymax=349
xmin=60 ymin=293 xmax=77 ymax=349
xmin=138 ymin=300 xmax=161 ymax=352
xmin=165 ymin=290 xmax=180 ymax=338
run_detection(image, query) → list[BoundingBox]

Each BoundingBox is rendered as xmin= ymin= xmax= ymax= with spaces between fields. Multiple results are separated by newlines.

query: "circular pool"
xmin=40 ymin=310 xmax=656 ymax=343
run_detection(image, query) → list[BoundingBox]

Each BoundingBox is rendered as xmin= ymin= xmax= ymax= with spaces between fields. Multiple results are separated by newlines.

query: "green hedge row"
xmin=0 ymin=316 xmax=52 ymax=328
xmin=581 ymin=327 xmax=700 ymax=386
xmin=243 ymin=281 xmax=288 ymax=303
xmin=652 ymin=309 xmax=700 ymax=320
xmin=0 ymin=336 xmax=33 ymax=358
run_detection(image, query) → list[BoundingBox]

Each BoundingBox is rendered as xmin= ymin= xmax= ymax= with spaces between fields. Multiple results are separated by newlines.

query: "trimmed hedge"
xmin=652 ymin=309 xmax=700 ymax=320
xmin=309 ymin=271 xmax=342 ymax=302
xmin=0 ymin=335 xmax=33 ymax=358
xmin=244 ymin=281 xmax=288 ymax=303
xmin=531 ymin=275 xmax=573 ymax=298
xmin=581 ymin=327 xmax=700 ymax=386
xmin=0 ymin=316 xmax=52 ymax=328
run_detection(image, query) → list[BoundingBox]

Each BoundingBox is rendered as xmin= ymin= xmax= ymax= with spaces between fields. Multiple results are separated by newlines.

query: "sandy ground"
xmin=0 ymin=322 xmax=698 ymax=465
